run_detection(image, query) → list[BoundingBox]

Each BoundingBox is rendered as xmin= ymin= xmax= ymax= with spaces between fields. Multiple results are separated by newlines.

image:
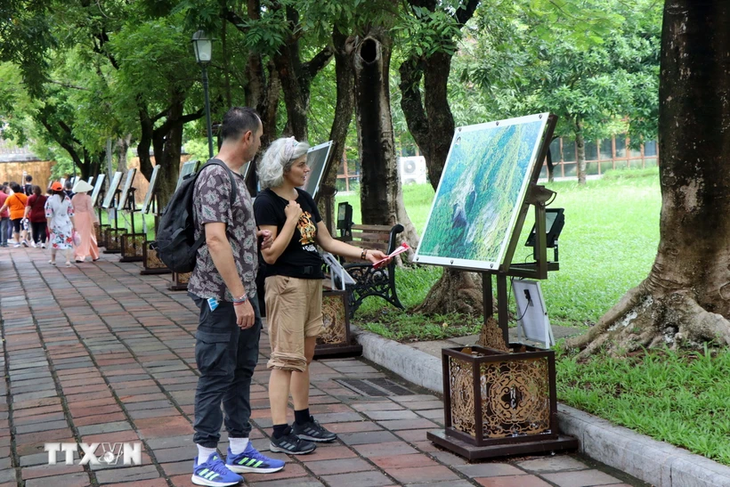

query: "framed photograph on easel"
xmin=415 ymin=113 xmax=550 ymax=272
xmin=303 ymin=140 xmax=334 ymax=200
xmin=116 ymin=169 xmax=137 ymax=211
xmin=141 ymin=165 xmax=160 ymax=214
xmin=102 ymin=172 xmax=122 ymax=209
xmin=90 ymin=174 xmax=106 ymax=207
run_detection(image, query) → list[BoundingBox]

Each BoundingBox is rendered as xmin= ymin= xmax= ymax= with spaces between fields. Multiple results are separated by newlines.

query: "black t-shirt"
xmin=24 ymin=184 xmax=32 ymax=196
xmin=254 ymin=188 xmax=324 ymax=279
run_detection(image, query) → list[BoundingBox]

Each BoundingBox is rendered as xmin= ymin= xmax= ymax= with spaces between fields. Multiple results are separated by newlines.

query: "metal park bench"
xmin=335 ymin=202 xmax=405 ymax=316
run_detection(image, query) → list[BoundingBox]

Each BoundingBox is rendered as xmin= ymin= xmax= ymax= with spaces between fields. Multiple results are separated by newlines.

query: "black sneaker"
xmin=292 ymin=417 xmax=337 ymax=443
xmin=269 ymin=426 xmax=316 ymax=455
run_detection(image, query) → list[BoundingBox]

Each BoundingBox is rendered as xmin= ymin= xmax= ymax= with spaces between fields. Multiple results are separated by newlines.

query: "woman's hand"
xmin=284 ymin=200 xmax=302 ymax=223
xmin=366 ymin=249 xmax=390 ymax=266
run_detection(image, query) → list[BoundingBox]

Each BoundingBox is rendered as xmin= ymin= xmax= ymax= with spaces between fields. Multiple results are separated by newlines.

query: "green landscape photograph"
xmin=417 ymin=116 xmax=546 ymax=268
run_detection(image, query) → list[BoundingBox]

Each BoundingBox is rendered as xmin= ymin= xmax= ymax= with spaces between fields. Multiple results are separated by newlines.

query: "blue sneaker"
xmin=192 ymin=454 xmax=243 ymax=486
xmin=226 ymin=442 xmax=285 ymax=474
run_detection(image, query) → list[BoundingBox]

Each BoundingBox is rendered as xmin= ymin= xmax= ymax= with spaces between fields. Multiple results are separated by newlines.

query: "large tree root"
xmin=415 ymin=268 xmax=484 ymax=315
xmin=566 ymin=280 xmax=730 ymax=359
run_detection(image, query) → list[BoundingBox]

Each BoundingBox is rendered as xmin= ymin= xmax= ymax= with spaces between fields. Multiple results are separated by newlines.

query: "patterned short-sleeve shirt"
xmin=187 ymin=163 xmax=258 ymax=301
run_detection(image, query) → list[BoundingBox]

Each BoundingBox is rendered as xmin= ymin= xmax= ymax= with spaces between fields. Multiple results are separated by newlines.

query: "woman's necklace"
xmin=272 ymin=187 xmax=297 ymax=201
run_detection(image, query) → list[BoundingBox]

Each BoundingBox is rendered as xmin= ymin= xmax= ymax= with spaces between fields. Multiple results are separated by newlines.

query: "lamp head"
xmin=192 ymin=30 xmax=212 ymax=65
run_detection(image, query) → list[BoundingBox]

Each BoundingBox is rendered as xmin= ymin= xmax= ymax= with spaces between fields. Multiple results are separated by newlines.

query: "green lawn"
xmin=99 ymin=210 xmax=157 ymax=239
xmin=557 ymin=346 xmax=730 ymax=465
xmin=338 ymin=169 xmax=730 ymax=466
xmin=336 ymin=168 xmax=661 ymax=328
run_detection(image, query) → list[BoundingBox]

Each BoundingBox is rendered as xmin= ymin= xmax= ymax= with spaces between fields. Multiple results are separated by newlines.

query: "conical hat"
xmin=73 ymin=180 xmax=94 ymax=193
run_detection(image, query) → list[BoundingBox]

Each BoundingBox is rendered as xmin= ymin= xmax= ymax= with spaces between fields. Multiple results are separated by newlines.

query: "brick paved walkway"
xmin=0 ymin=248 xmax=647 ymax=487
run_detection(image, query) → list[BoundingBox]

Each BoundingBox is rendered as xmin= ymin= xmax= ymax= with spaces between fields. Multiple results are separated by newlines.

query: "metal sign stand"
xmin=427 ymin=114 xmax=578 ymax=460
xmin=102 ymin=188 xmax=124 ymax=254
xmin=119 ymin=186 xmax=145 ymax=262
xmin=141 ymin=192 xmax=170 ymax=275
xmin=96 ymin=187 xmax=109 ymax=248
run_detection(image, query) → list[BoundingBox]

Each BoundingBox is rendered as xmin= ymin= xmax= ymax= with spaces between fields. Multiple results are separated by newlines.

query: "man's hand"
xmin=234 ymin=300 xmax=255 ymax=329
xmin=257 ymin=229 xmax=273 ymax=250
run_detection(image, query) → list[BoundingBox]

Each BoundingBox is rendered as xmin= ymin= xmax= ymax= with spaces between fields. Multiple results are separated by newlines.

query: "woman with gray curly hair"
xmin=254 ymin=137 xmax=390 ymax=455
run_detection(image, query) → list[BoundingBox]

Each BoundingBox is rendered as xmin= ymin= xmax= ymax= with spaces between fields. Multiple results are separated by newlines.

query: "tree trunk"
xmin=229 ymin=0 xmax=281 ymax=195
xmin=575 ymin=119 xmax=586 ymax=185
xmin=567 ymin=0 xmax=730 ymax=357
xmin=354 ymin=30 xmax=397 ymax=224
xmin=137 ymin=94 xmax=202 ymax=206
xmin=152 ymin=98 xmax=184 ymax=206
xmin=115 ymin=135 xmax=131 ymax=174
xmin=243 ymin=53 xmax=279 ymax=196
xmin=79 ymin=150 xmax=102 ymax=182
xmin=221 ymin=12 xmax=232 ymax=108
xmin=353 ymin=27 xmax=419 ymax=247
xmin=318 ymin=28 xmax=355 ymax=234
xmin=415 ymin=268 xmax=483 ymax=314
xmin=546 ymin=144 xmax=555 ymax=182
xmin=398 ymin=0 xmax=481 ymax=315
xmin=274 ymin=6 xmax=333 ymax=142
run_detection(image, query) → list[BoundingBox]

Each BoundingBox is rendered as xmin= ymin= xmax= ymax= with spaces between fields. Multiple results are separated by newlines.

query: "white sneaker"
xmin=13 ymin=243 xmax=20 ymax=248
xmin=40 ymin=243 xmax=46 ymax=249
xmin=30 ymin=241 xmax=36 ymax=248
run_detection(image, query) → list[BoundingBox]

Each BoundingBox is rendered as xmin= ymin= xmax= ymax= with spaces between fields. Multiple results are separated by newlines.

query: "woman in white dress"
xmin=45 ymin=181 xmax=76 ymax=267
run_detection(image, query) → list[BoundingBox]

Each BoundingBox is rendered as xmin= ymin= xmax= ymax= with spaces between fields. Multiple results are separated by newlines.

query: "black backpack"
xmin=154 ymin=159 xmax=238 ymax=273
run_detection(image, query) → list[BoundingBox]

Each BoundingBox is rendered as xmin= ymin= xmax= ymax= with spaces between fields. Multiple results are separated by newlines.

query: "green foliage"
xmin=468 ymin=0 xmax=661 ymax=144
xmin=184 ymin=138 xmax=210 ymax=164
xmin=557 ymin=346 xmax=730 ymax=465
xmin=341 ymin=169 xmax=660 ymax=330
xmin=396 ymin=4 xmax=463 ymax=58
xmin=0 ymin=0 xmax=55 ymax=97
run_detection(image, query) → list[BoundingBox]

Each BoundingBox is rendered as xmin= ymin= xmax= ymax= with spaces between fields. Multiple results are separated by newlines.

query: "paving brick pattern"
xmin=0 ymin=249 xmax=649 ymax=486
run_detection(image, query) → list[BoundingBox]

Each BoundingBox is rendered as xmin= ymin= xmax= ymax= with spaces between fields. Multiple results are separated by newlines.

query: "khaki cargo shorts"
xmin=264 ymin=275 xmax=323 ymax=372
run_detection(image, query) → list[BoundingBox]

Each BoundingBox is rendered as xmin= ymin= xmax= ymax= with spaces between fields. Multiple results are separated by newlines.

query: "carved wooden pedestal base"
xmin=314 ymin=290 xmax=362 ymax=359
xmin=141 ymin=241 xmax=170 ymax=275
xmin=103 ymin=228 xmax=126 ymax=254
xmin=120 ymin=233 xmax=145 ymax=262
xmin=169 ymin=271 xmax=191 ymax=291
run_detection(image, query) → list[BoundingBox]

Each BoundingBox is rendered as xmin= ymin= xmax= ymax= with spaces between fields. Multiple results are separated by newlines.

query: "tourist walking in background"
xmin=0 ymin=185 xmax=9 ymax=247
xmin=70 ymin=180 xmax=99 ymax=262
xmin=254 ymin=137 xmax=390 ymax=455
xmin=24 ymin=185 xmax=48 ymax=248
xmin=0 ymin=182 xmax=29 ymax=247
xmin=45 ymin=181 xmax=75 ymax=267
xmin=64 ymin=180 xmax=75 ymax=199
xmin=24 ymin=174 xmax=33 ymax=195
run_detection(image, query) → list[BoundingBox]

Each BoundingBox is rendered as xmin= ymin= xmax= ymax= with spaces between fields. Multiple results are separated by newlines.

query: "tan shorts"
xmin=264 ymin=275 xmax=323 ymax=372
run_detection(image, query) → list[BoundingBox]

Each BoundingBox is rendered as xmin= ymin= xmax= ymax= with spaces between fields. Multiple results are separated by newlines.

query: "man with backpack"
xmin=185 ymin=107 xmax=281 ymax=487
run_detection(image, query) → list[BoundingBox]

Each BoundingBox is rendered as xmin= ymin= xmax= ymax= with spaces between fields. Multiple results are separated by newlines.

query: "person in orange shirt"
xmin=0 ymin=184 xmax=10 ymax=247
xmin=0 ymin=182 xmax=29 ymax=247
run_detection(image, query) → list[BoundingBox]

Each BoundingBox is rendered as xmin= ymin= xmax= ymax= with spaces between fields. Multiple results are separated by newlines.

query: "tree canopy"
xmin=1 ymin=0 xmax=670 ymax=323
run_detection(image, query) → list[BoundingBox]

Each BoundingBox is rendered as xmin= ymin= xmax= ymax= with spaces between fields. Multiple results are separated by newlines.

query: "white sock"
xmin=229 ymin=437 xmax=250 ymax=455
xmin=197 ymin=445 xmax=217 ymax=464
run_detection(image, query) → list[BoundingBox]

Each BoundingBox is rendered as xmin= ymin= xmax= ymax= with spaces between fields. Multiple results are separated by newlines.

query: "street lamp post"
xmin=192 ymin=30 xmax=214 ymax=159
